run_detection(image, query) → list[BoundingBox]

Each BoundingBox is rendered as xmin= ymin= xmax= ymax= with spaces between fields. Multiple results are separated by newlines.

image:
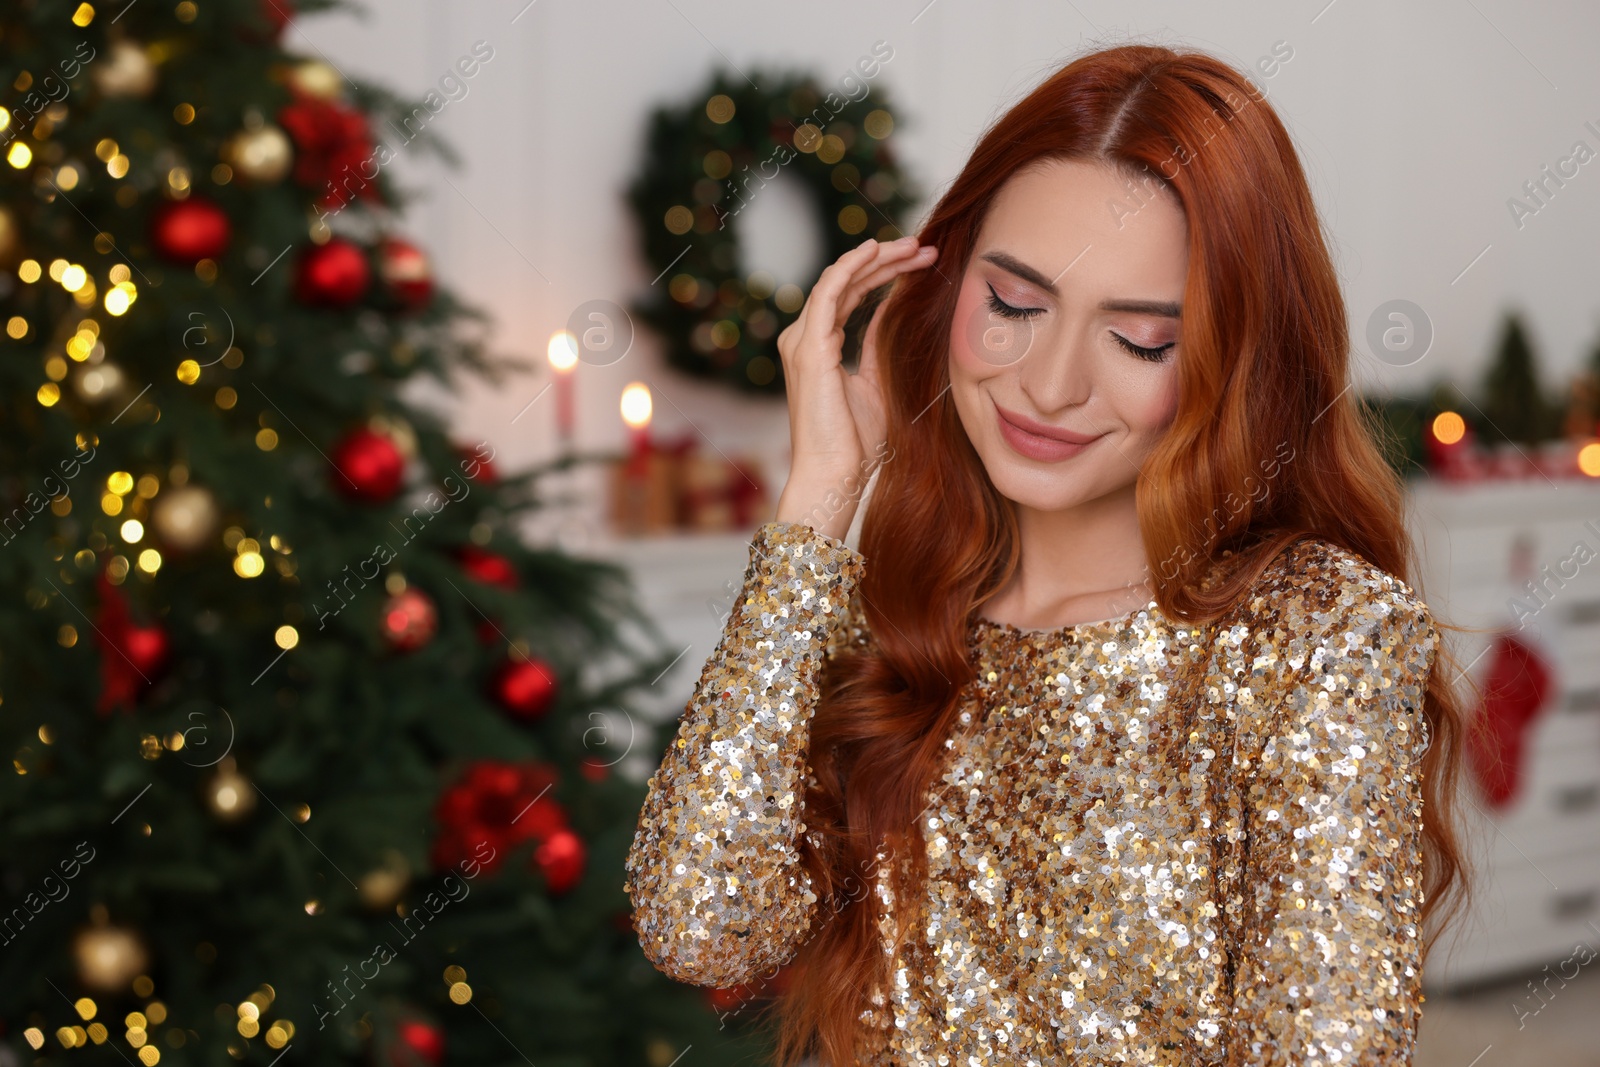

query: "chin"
xmin=977 ymin=448 xmax=1138 ymax=514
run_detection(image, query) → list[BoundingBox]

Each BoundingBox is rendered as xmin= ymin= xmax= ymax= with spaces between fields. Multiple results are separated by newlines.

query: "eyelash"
xmin=984 ymin=284 xmax=1176 ymax=363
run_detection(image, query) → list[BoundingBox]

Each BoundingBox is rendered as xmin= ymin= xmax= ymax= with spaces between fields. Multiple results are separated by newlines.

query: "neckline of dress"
xmin=969 ymin=599 xmax=1159 ymax=643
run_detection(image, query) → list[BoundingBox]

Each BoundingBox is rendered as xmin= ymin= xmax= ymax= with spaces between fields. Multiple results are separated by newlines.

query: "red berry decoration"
xmin=390 ymin=1019 xmax=443 ymax=1067
xmin=294 ymin=238 xmax=370 ymax=307
xmin=491 ymin=656 xmax=558 ymax=721
xmin=459 ymin=546 xmax=516 ymax=588
xmin=93 ymin=568 xmax=171 ymax=716
xmin=378 ymin=237 xmax=434 ymax=312
xmin=533 ymin=828 xmax=586 ymax=895
xmin=380 ymin=589 xmax=437 ymax=652
xmin=431 ymin=759 xmax=564 ymax=875
xmin=150 ymin=197 xmax=231 ymax=263
xmin=330 ymin=426 xmax=404 ymax=502
xmin=455 ymin=443 xmax=497 ymax=484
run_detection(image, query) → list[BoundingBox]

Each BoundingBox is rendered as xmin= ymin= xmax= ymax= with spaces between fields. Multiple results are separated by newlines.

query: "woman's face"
xmin=947 ymin=158 xmax=1188 ymax=514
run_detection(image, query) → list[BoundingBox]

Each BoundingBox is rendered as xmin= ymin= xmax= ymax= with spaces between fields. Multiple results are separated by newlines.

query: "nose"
xmin=1016 ymin=326 xmax=1092 ymax=414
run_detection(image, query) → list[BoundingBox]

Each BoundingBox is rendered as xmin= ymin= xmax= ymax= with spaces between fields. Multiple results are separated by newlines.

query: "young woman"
xmin=625 ymin=43 xmax=1469 ymax=1066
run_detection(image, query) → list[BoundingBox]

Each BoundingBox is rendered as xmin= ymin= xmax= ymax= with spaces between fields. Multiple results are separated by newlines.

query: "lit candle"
xmin=547 ymin=330 xmax=578 ymax=450
xmin=620 ymin=381 xmax=653 ymax=480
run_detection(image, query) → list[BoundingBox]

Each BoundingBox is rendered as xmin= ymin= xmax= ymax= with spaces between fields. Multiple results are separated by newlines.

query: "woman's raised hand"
xmin=774 ymin=235 xmax=939 ymax=539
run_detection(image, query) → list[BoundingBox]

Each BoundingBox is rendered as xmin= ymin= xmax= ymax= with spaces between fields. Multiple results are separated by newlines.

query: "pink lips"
xmin=994 ymin=400 xmax=1104 ymax=461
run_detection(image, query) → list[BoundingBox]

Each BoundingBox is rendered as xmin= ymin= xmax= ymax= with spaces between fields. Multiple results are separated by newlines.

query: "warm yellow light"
xmin=18 ymin=260 xmax=40 ymax=283
xmin=120 ymin=519 xmax=144 ymax=543
xmin=60 ymin=265 xmax=87 ymax=292
xmin=1579 ymin=442 xmax=1600 ymax=478
xmin=37 ymin=383 xmax=60 ymax=406
xmin=547 ymin=330 xmax=578 ymax=372
xmin=274 ymin=625 xmax=299 ymax=650
xmin=234 ymin=552 xmax=264 ymax=578
xmin=1431 ymin=411 xmax=1466 ymax=446
xmin=108 ymin=471 xmax=134 ymax=494
xmin=620 ymin=382 xmax=652 ymax=429
xmin=72 ymin=3 xmax=95 ymax=26
xmin=7 ymin=315 xmax=28 ymax=338
xmin=176 ymin=359 xmax=200 ymax=384
xmin=105 ymin=287 xmax=131 ymax=315
xmin=7 ymin=142 xmax=32 ymax=169
xmin=137 ymin=549 xmax=162 ymax=573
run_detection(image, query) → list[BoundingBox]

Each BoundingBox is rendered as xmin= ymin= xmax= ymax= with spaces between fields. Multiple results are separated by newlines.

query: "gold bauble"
xmin=357 ymin=848 xmax=412 ymax=909
xmin=150 ymin=484 xmax=220 ymax=553
xmin=206 ymin=757 xmax=256 ymax=822
xmin=70 ymin=358 xmax=126 ymax=404
xmin=92 ymin=40 xmax=157 ymax=98
xmin=224 ymin=125 xmax=293 ymax=183
xmin=288 ymin=60 xmax=342 ymax=100
xmin=73 ymin=916 xmax=149 ymax=993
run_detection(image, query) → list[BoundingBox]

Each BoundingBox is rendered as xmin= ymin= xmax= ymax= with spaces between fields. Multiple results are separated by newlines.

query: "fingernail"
xmin=859 ymin=238 xmax=877 ymax=249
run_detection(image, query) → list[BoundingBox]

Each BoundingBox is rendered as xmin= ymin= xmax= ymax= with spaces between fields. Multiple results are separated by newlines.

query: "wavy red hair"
xmin=757 ymin=42 xmax=1470 ymax=1067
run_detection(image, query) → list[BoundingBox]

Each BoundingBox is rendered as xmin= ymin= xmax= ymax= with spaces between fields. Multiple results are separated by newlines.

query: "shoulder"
xmin=1225 ymin=536 xmax=1437 ymax=723
xmin=1240 ymin=536 xmax=1435 ymax=654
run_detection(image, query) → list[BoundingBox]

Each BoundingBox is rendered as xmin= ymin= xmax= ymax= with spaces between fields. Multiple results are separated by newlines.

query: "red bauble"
xmin=330 ymin=426 xmax=404 ymax=502
xmin=491 ymin=657 xmax=559 ymax=721
xmin=380 ymin=589 xmax=437 ymax=652
xmin=533 ymin=828 xmax=586 ymax=895
xmin=294 ymin=238 xmax=370 ymax=307
xmin=391 ymin=1019 xmax=443 ymax=1067
xmin=150 ymin=197 xmax=231 ymax=263
xmin=378 ymin=237 xmax=434 ymax=312
xmin=578 ymin=756 xmax=609 ymax=783
xmin=459 ymin=546 xmax=517 ymax=588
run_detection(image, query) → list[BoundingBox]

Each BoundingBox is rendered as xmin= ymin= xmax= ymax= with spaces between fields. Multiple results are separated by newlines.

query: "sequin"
xmin=624 ymin=520 xmax=1436 ymax=1065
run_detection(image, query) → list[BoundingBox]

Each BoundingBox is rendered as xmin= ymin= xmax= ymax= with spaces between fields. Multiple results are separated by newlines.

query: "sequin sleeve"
xmin=623 ymin=518 xmax=866 ymax=987
xmin=1223 ymin=543 xmax=1437 ymax=1066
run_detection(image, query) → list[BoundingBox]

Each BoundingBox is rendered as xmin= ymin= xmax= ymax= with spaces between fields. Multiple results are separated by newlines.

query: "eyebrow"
xmin=980 ymin=250 xmax=1182 ymax=318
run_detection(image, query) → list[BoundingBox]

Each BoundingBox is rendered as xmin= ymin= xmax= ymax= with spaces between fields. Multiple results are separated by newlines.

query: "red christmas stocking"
xmin=1466 ymin=633 xmax=1554 ymax=808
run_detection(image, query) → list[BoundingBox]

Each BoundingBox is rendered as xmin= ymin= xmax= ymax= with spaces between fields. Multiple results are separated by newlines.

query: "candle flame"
xmin=620 ymin=382 xmax=652 ymax=429
xmin=547 ymin=330 xmax=578 ymax=372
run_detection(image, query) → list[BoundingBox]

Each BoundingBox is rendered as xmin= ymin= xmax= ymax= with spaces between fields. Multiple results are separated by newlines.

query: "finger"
xmin=857 ymin=297 xmax=888 ymax=383
xmin=809 ymin=239 xmax=928 ymax=337
xmin=788 ymin=242 xmax=885 ymax=373
xmin=835 ymin=247 xmax=938 ymax=329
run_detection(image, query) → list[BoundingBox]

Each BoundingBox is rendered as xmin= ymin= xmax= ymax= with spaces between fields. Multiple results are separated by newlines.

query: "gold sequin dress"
xmin=624 ymin=520 xmax=1437 ymax=1066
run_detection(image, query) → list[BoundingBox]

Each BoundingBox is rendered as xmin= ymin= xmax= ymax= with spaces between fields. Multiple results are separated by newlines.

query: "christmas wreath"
xmin=626 ymin=66 xmax=920 ymax=395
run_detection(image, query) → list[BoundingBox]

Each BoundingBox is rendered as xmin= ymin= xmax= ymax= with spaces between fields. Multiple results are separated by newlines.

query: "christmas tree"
xmin=0 ymin=3 xmax=765 ymax=1065
xmin=1477 ymin=310 xmax=1559 ymax=445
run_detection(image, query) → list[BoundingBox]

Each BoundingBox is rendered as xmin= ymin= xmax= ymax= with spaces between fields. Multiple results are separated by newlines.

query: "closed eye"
xmin=1111 ymin=333 xmax=1175 ymax=363
xmin=985 ymin=283 xmax=1044 ymax=320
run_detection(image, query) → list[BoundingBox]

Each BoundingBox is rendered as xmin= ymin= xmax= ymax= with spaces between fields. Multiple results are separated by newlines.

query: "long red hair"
xmin=761 ymin=43 xmax=1470 ymax=1066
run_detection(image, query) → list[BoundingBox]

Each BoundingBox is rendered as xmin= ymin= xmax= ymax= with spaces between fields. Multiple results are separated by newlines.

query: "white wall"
xmin=294 ymin=0 xmax=1600 ymax=534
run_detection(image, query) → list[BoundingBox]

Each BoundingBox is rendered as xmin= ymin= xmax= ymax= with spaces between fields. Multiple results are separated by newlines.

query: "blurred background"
xmin=1 ymin=1 xmax=1597 ymax=1065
